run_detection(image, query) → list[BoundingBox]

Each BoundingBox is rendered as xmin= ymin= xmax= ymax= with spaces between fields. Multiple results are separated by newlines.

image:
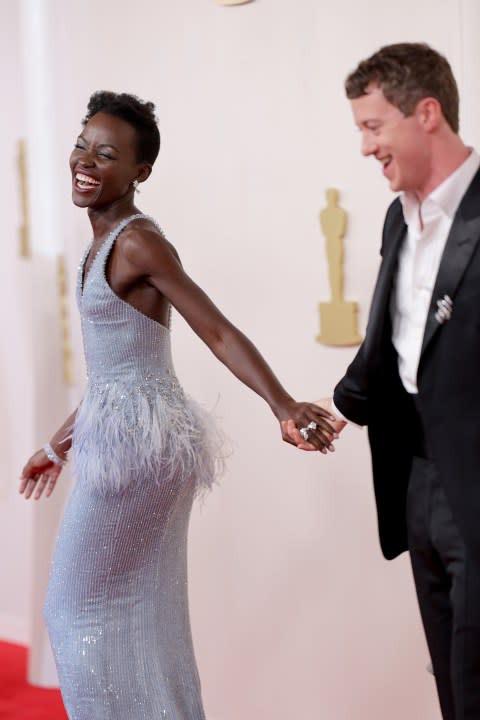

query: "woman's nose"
xmin=78 ymin=149 xmax=96 ymax=167
xmin=80 ymin=156 xmax=95 ymax=167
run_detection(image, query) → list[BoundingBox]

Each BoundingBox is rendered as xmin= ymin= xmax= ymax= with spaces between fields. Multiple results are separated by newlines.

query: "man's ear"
xmin=417 ymin=97 xmax=442 ymax=133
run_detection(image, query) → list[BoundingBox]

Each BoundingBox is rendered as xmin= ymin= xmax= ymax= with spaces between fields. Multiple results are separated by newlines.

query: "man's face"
xmin=350 ymin=85 xmax=431 ymax=196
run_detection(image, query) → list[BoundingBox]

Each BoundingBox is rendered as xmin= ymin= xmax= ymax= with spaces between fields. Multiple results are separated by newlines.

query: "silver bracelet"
xmin=43 ymin=443 xmax=67 ymax=467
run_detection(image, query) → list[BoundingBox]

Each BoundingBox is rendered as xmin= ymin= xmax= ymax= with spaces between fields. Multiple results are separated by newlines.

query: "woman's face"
xmin=69 ymin=112 xmax=149 ymax=209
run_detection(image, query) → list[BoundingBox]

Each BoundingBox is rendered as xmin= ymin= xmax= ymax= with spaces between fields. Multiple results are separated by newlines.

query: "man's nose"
xmin=361 ymin=133 xmax=377 ymax=157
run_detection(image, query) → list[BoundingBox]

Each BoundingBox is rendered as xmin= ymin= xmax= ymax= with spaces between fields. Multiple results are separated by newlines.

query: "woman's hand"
xmin=281 ymin=398 xmax=347 ymax=452
xmin=275 ymin=400 xmax=339 ymax=453
xmin=20 ymin=448 xmax=64 ymax=500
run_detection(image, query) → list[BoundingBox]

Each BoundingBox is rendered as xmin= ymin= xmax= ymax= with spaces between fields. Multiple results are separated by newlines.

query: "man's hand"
xmin=282 ymin=397 xmax=347 ymax=452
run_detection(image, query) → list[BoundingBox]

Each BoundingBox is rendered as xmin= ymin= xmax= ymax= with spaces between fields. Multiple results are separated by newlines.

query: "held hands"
xmin=281 ymin=397 xmax=347 ymax=453
xmin=275 ymin=398 xmax=340 ymax=454
xmin=20 ymin=447 xmax=64 ymax=500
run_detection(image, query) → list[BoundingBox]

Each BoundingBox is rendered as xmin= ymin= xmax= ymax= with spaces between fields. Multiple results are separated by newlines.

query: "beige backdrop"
xmin=2 ymin=1 xmax=479 ymax=719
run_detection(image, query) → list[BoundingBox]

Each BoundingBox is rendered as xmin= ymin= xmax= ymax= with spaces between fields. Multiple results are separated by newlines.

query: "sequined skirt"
xmin=45 ymin=458 xmax=206 ymax=719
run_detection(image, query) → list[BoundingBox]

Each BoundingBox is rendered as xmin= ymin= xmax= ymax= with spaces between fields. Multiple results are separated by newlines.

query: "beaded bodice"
xmin=77 ymin=214 xmax=177 ymax=393
xmin=72 ymin=214 xmax=220 ymax=495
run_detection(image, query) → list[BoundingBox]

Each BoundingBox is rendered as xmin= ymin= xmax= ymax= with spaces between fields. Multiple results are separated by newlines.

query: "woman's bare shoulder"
xmin=120 ymin=217 xmax=181 ymax=267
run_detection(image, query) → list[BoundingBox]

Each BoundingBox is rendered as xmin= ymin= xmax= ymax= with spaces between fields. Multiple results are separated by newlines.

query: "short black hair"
xmin=83 ymin=91 xmax=161 ymax=164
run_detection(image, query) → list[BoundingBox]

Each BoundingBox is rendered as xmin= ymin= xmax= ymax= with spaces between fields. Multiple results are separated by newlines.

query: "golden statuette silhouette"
xmin=17 ymin=139 xmax=30 ymax=258
xmin=57 ymin=255 xmax=74 ymax=385
xmin=316 ymin=188 xmax=362 ymax=347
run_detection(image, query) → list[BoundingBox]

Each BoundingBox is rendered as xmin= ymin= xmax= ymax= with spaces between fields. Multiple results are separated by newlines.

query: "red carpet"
xmin=0 ymin=642 xmax=67 ymax=720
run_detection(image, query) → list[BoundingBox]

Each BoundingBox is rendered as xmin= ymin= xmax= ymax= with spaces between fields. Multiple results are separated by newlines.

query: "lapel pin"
xmin=435 ymin=294 xmax=453 ymax=324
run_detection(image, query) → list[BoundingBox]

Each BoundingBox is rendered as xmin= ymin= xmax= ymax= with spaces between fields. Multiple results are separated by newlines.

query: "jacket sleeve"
xmin=333 ymin=198 xmax=402 ymax=427
xmin=333 ymin=344 xmax=370 ymax=426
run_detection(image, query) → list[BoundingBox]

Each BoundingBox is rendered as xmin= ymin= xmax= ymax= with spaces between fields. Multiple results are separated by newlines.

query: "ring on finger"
xmin=299 ymin=426 xmax=310 ymax=441
xmin=299 ymin=420 xmax=318 ymax=441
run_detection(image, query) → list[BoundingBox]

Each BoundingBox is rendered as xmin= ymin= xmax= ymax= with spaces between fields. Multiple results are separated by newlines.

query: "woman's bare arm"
xmin=122 ymin=229 xmax=336 ymax=450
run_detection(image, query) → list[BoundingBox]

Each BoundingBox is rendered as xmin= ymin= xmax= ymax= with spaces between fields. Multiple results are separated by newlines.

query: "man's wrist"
xmin=331 ymin=400 xmax=363 ymax=428
xmin=331 ymin=400 xmax=349 ymax=423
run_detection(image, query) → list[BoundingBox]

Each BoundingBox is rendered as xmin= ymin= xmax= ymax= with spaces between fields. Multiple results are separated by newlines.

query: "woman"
xmin=20 ymin=92 xmax=335 ymax=720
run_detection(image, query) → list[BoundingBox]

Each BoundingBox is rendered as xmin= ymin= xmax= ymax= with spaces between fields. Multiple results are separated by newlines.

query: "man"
xmin=291 ymin=43 xmax=480 ymax=719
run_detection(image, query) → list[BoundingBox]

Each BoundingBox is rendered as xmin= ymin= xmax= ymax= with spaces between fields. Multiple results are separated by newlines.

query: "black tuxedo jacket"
xmin=333 ymin=168 xmax=480 ymax=561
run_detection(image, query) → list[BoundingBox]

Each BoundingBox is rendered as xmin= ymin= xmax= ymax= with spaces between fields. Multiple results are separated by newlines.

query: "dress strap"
xmin=102 ymin=212 xmax=165 ymax=253
xmin=80 ymin=213 xmax=163 ymax=300
xmin=100 ymin=213 xmax=172 ymax=327
xmin=106 ymin=213 xmax=147 ymax=245
xmin=98 ymin=213 xmax=150 ymax=265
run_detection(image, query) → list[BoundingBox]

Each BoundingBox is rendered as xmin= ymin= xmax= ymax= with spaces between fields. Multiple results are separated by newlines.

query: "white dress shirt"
xmin=333 ymin=148 xmax=480 ymax=422
xmin=392 ymin=149 xmax=480 ymax=393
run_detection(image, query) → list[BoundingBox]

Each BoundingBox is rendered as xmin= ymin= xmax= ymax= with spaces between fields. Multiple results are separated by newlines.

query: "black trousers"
xmin=407 ymin=457 xmax=480 ymax=720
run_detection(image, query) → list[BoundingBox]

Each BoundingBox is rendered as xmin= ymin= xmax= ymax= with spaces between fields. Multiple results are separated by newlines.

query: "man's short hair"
xmin=345 ymin=43 xmax=459 ymax=133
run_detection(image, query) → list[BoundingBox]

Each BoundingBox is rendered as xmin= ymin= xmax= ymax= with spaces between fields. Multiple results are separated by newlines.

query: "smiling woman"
xmin=19 ymin=90 xmax=338 ymax=720
xmin=70 ymin=91 xmax=158 ymax=210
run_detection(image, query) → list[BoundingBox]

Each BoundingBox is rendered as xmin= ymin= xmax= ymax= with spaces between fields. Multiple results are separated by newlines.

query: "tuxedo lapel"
xmin=363 ymin=208 xmax=406 ymax=355
xmin=420 ymin=174 xmax=480 ymax=358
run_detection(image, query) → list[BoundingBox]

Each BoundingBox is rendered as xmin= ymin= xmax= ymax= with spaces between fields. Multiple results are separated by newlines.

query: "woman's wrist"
xmin=43 ymin=442 xmax=68 ymax=467
xmin=269 ymin=393 xmax=295 ymax=419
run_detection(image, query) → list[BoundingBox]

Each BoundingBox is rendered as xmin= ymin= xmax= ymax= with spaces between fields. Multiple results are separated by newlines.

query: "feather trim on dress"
xmin=72 ymin=374 xmax=225 ymax=495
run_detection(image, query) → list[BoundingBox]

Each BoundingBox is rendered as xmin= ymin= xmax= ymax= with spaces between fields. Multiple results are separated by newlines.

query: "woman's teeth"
xmin=75 ymin=173 xmax=100 ymax=189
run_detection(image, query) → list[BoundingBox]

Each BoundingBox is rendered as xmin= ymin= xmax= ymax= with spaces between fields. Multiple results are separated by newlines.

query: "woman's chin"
xmin=72 ymin=190 xmax=99 ymax=208
xmin=72 ymin=195 xmax=90 ymax=208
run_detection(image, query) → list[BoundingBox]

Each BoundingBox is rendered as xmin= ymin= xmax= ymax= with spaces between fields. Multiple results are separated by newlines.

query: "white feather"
xmin=71 ymin=379 xmax=226 ymax=496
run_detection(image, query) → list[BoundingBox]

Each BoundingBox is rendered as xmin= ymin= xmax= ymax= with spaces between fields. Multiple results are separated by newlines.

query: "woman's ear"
xmin=136 ymin=163 xmax=152 ymax=184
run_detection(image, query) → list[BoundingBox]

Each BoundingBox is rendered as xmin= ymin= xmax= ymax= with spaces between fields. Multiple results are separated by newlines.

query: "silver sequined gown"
xmin=45 ymin=215 xmax=220 ymax=720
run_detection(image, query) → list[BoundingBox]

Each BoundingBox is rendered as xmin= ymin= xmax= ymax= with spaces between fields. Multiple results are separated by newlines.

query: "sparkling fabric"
xmin=45 ymin=215 xmax=219 ymax=719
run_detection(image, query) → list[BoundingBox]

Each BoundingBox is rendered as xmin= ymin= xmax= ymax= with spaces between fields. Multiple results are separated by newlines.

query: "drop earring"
xmin=132 ymin=179 xmax=140 ymax=193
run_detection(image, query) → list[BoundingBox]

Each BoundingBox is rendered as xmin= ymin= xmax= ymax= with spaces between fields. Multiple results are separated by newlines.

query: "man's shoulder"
xmin=384 ymin=196 xmax=404 ymax=226
xmin=379 ymin=197 xmax=405 ymax=256
xmin=459 ymin=162 xmax=480 ymax=220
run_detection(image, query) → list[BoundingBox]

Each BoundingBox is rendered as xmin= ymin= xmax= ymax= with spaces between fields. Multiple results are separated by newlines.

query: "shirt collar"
xmin=400 ymin=148 xmax=480 ymax=225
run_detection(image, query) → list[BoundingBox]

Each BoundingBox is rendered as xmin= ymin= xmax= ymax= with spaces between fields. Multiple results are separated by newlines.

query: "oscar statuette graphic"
xmin=57 ymin=255 xmax=74 ymax=385
xmin=17 ymin=138 xmax=30 ymax=258
xmin=316 ymin=188 xmax=362 ymax=346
